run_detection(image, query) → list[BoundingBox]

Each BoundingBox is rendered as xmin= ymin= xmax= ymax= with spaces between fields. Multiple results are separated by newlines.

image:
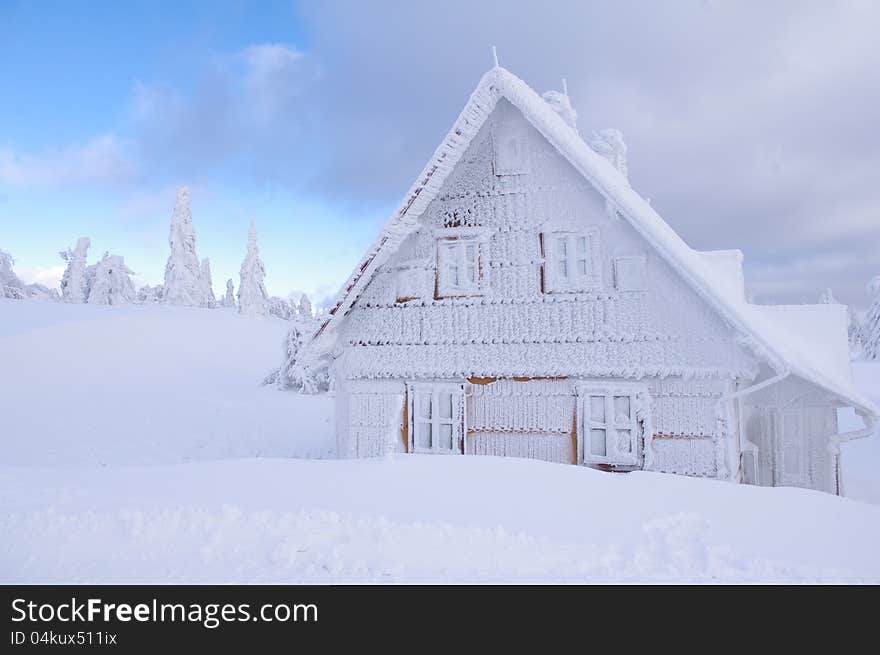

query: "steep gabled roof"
xmin=308 ymin=66 xmax=878 ymax=417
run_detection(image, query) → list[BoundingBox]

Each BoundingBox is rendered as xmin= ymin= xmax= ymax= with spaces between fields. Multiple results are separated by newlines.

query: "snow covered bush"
xmin=87 ymin=254 xmax=137 ymax=305
xmin=265 ymin=323 xmax=330 ymax=393
xmin=59 ymin=237 xmax=91 ymax=303
xmin=137 ymin=284 xmax=164 ymax=304
xmin=268 ymin=296 xmax=295 ymax=320
xmin=863 ymin=275 xmax=880 ymax=360
xmin=163 ymin=187 xmax=207 ymax=307
xmin=25 ymin=283 xmax=60 ymax=302
xmin=238 ymin=221 xmax=269 ymax=317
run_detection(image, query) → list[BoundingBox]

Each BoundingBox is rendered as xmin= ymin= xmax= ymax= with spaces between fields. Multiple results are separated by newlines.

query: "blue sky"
xmin=0 ymin=0 xmax=388 ymax=304
xmin=1 ymin=0 xmax=879 ymax=308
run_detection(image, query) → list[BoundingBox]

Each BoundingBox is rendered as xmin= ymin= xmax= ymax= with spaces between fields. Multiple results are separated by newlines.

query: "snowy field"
xmin=2 ymin=298 xmax=879 ymax=583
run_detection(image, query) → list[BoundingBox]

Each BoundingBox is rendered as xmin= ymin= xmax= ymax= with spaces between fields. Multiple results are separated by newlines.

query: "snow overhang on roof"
xmin=305 ymin=66 xmax=879 ymax=418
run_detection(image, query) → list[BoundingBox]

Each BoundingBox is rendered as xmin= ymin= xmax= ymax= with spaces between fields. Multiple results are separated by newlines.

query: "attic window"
xmin=493 ymin=121 xmax=530 ymax=175
xmin=436 ymin=235 xmax=483 ymax=298
xmin=542 ymin=228 xmax=600 ymax=293
xmin=614 ymin=254 xmax=647 ymax=291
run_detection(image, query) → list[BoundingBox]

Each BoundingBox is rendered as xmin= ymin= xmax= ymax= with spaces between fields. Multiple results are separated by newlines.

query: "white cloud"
xmin=16 ymin=265 xmax=65 ymax=290
xmin=0 ymin=135 xmax=134 ymax=188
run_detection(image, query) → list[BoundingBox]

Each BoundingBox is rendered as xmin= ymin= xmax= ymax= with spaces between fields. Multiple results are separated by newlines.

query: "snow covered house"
xmin=303 ymin=65 xmax=878 ymax=495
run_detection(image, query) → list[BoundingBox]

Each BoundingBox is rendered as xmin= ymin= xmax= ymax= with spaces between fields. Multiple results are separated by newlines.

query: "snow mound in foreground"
xmin=2 ymin=457 xmax=878 ymax=583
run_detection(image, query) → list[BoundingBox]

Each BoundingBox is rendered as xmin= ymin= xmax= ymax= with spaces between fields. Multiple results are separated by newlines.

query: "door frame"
xmin=775 ymin=407 xmax=809 ymax=488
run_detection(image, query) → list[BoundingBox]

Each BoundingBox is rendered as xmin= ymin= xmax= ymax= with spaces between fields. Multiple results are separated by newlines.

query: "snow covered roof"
xmin=308 ymin=66 xmax=878 ymax=417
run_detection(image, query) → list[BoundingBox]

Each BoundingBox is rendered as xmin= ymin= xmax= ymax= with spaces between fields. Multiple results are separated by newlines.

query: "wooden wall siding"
xmin=468 ymin=378 xmax=574 ymax=433
xmin=467 ymin=431 xmax=573 ymax=464
xmin=649 ymin=436 xmax=717 ymax=477
xmin=338 ymin=101 xmax=757 ymax=384
xmin=337 ymin=380 xmax=406 ymax=458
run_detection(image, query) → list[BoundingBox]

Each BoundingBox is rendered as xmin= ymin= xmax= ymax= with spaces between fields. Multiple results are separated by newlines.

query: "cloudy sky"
xmin=1 ymin=0 xmax=878 ymax=308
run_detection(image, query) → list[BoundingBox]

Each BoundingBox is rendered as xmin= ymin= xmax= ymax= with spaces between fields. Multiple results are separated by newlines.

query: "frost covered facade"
xmin=304 ymin=66 xmax=878 ymax=495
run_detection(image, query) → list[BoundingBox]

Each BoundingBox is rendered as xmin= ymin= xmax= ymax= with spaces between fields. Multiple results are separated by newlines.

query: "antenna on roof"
xmin=562 ymin=78 xmax=569 ymax=97
xmin=492 ymin=45 xmax=499 ymax=68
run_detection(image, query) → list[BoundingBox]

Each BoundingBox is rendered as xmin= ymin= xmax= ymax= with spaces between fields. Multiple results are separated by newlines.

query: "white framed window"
xmin=408 ymin=383 xmax=465 ymax=454
xmin=542 ymin=229 xmax=600 ymax=293
xmin=577 ymin=383 xmax=646 ymax=466
xmin=493 ymin=120 xmax=530 ymax=175
xmin=614 ymin=254 xmax=647 ymax=291
xmin=436 ymin=236 xmax=483 ymax=298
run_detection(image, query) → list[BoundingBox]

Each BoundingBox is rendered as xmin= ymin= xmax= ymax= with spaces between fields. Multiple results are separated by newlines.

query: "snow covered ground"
xmin=1 ymin=298 xmax=879 ymax=583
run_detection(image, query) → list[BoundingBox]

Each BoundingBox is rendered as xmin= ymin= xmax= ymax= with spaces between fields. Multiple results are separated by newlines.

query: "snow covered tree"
xmin=237 ymin=221 xmax=268 ymax=316
xmin=0 ymin=249 xmax=26 ymax=299
xmin=848 ymin=307 xmax=863 ymax=352
xmin=137 ymin=284 xmax=163 ymax=304
xmin=59 ymin=237 xmax=91 ymax=303
xmin=163 ymin=187 xmax=204 ymax=306
xmin=199 ymin=258 xmax=216 ymax=308
xmin=87 ymin=254 xmax=136 ymax=305
xmin=863 ymin=275 xmax=880 ymax=360
xmin=221 ymin=278 xmax=235 ymax=308
xmin=268 ymin=296 xmax=294 ymax=320
xmin=819 ymin=288 xmax=837 ymax=304
xmin=298 ymin=293 xmax=313 ymax=319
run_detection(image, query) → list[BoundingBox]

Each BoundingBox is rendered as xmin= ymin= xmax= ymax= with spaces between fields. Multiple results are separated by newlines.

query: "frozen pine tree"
xmin=237 ymin=221 xmax=268 ymax=316
xmin=298 ymin=293 xmax=313 ymax=319
xmin=863 ymin=275 xmax=880 ymax=360
xmin=87 ymin=254 xmax=137 ymax=305
xmin=0 ymin=249 xmax=26 ymax=299
xmin=163 ymin=187 xmax=204 ymax=306
xmin=819 ymin=288 xmax=837 ymax=304
xmin=222 ymin=278 xmax=235 ymax=308
xmin=199 ymin=258 xmax=216 ymax=308
xmin=59 ymin=237 xmax=91 ymax=303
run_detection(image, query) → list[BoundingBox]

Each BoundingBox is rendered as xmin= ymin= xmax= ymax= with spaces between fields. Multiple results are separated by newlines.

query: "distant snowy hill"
xmin=1 ymin=299 xmax=879 ymax=582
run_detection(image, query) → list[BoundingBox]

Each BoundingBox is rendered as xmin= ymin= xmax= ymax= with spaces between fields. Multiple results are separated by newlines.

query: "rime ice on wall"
xmin=329 ymin=100 xmax=762 ymax=471
xmin=336 ymin=102 xmax=756 ymax=383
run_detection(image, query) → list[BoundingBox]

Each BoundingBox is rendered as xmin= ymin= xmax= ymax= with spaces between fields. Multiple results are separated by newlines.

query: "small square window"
xmin=542 ymin=229 xmax=600 ymax=293
xmin=436 ymin=237 xmax=483 ymax=298
xmin=614 ymin=255 xmax=647 ymax=291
